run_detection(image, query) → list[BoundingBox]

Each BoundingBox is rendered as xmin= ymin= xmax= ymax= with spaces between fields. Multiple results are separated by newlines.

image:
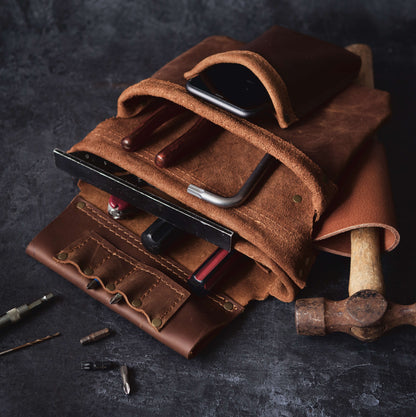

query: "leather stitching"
xmin=82 ymin=201 xmax=188 ymax=277
xmin=91 ymin=128 xmax=307 ymax=237
xmin=85 ymin=234 xmax=187 ymax=324
xmin=77 ymin=201 xmax=233 ymax=310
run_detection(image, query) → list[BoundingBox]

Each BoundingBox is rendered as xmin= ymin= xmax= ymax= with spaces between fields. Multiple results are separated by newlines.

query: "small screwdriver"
xmin=188 ymin=248 xmax=240 ymax=295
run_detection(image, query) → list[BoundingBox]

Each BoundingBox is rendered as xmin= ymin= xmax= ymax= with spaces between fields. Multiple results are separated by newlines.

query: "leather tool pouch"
xmin=26 ymin=26 xmax=398 ymax=358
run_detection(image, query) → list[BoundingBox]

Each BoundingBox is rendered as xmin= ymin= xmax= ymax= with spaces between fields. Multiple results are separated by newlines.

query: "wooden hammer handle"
xmin=346 ymin=44 xmax=374 ymax=89
xmin=349 ymin=227 xmax=384 ymax=296
xmin=346 ymin=45 xmax=385 ymax=296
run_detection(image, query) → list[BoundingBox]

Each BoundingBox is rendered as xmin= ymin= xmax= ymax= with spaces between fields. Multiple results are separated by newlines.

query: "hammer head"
xmin=295 ymin=297 xmax=326 ymax=336
xmin=295 ymin=290 xmax=389 ymax=339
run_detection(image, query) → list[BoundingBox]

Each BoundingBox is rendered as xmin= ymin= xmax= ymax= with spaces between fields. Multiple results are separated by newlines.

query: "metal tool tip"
xmin=123 ymin=382 xmax=131 ymax=395
xmin=80 ymin=362 xmax=92 ymax=370
xmin=120 ymin=365 xmax=131 ymax=395
xmin=109 ymin=293 xmax=123 ymax=305
xmin=42 ymin=293 xmax=55 ymax=301
xmin=187 ymin=184 xmax=204 ymax=199
xmin=86 ymin=279 xmax=100 ymax=290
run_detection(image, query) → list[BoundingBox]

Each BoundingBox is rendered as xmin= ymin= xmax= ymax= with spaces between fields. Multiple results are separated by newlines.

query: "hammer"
xmin=295 ymin=45 xmax=416 ymax=341
xmin=295 ymin=227 xmax=416 ymax=341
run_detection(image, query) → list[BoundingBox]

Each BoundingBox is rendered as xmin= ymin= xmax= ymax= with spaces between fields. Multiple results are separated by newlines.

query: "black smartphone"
xmin=186 ymin=63 xmax=271 ymax=118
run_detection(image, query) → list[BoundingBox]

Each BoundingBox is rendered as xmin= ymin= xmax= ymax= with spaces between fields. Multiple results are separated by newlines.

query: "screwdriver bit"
xmin=0 ymin=293 xmax=55 ymax=329
xmin=86 ymin=279 xmax=100 ymax=290
xmin=80 ymin=328 xmax=111 ymax=345
xmin=81 ymin=361 xmax=115 ymax=370
xmin=109 ymin=293 xmax=123 ymax=305
xmin=120 ymin=365 xmax=131 ymax=395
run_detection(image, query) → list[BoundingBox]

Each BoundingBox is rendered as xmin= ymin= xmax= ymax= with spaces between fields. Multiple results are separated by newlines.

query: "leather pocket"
xmin=184 ymin=25 xmax=362 ymax=128
xmin=54 ymin=231 xmax=190 ymax=330
xmin=27 ymin=196 xmax=244 ymax=357
xmin=68 ymin=35 xmax=390 ymax=303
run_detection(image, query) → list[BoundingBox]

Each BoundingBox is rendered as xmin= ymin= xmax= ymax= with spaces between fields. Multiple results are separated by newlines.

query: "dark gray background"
xmin=0 ymin=1 xmax=415 ymax=416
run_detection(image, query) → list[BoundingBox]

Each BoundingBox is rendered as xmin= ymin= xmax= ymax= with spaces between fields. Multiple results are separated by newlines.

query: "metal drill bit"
xmin=0 ymin=332 xmax=61 ymax=357
xmin=86 ymin=279 xmax=100 ymax=290
xmin=120 ymin=365 xmax=131 ymax=395
xmin=109 ymin=293 xmax=123 ymax=305
xmin=80 ymin=328 xmax=111 ymax=345
xmin=0 ymin=293 xmax=55 ymax=329
xmin=81 ymin=361 xmax=115 ymax=370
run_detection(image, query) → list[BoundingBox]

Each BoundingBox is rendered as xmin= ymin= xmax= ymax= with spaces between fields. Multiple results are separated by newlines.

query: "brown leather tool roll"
xmin=27 ymin=27 xmax=396 ymax=357
xmin=74 ymin=31 xmax=390 ymax=302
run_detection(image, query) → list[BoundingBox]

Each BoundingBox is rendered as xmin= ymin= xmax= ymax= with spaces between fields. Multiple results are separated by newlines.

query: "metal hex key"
xmin=187 ymin=153 xmax=276 ymax=208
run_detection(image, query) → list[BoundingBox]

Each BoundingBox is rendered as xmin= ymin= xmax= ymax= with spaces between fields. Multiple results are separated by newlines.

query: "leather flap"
xmin=26 ymin=196 xmax=244 ymax=358
xmin=54 ymin=231 xmax=190 ymax=330
xmin=314 ymin=140 xmax=400 ymax=256
xmin=184 ymin=25 xmax=362 ymax=128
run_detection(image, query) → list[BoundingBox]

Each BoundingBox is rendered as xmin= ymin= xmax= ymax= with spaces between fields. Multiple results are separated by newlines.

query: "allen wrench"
xmin=187 ymin=153 xmax=276 ymax=208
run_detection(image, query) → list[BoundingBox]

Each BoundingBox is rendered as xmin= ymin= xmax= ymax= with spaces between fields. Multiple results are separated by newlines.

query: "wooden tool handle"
xmin=346 ymin=44 xmax=374 ymax=89
xmin=155 ymin=117 xmax=221 ymax=168
xmin=349 ymin=227 xmax=384 ymax=296
xmin=347 ymin=45 xmax=385 ymax=296
xmin=121 ymin=102 xmax=186 ymax=152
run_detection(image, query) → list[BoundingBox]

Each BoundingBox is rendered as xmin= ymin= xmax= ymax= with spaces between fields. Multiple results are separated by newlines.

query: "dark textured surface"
xmin=1 ymin=1 xmax=415 ymax=416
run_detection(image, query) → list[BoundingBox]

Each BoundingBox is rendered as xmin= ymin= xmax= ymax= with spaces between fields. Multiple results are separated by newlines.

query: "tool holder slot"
xmin=54 ymin=231 xmax=191 ymax=330
xmin=28 ymin=194 xmax=244 ymax=357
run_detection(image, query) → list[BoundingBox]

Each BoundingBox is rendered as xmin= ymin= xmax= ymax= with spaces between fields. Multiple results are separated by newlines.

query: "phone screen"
xmin=186 ymin=63 xmax=271 ymax=118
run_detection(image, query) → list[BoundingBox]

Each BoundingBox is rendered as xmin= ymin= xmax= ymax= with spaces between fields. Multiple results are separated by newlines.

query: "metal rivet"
xmin=83 ymin=267 xmax=94 ymax=276
xmin=223 ymin=301 xmax=234 ymax=311
xmin=106 ymin=283 xmax=116 ymax=291
xmin=152 ymin=318 xmax=162 ymax=329
xmin=132 ymin=299 xmax=142 ymax=308
xmin=76 ymin=201 xmax=86 ymax=209
xmin=57 ymin=252 xmax=68 ymax=261
xmin=293 ymin=194 xmax=302 ymax=203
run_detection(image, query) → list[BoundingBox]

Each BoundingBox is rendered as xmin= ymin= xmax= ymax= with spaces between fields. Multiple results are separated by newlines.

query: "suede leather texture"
xmin=185 ymin=25 xmax=362 ymax=128
xmin=26 ymin=29 xmax=397 ymax=359
xmin=66 ymin=30 xmax=391 ymax=303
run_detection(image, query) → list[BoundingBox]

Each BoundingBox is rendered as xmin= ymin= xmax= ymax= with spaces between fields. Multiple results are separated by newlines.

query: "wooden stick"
xmin=349 ymin=228 xmax=385 ymax=296
xmin=346 ymin=44 xmax=385 ymax=296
